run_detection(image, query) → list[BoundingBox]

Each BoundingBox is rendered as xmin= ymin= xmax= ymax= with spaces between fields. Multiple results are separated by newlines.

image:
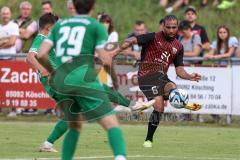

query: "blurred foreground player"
xmin=36 ymin=0 xmax=127 ymax=159
xmin=36 ymin=0 xmax=155 ymax=154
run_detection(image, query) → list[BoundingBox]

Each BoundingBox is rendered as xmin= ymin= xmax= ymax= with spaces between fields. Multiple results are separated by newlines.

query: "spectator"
xmin=204 ymin=25 xmax=238 ymax=64
xmin=178 ymin=20 xmax=202 ymax=59
xmin=0 ymin=7 xmax=19 ymax=60
xmin=67 ymin=0 xmax=76 ymax=16
xmin=41 ymin=0 xmax=53 ymax=14
xmin=201 ymin=0 xmax=219 ymax=7
xmin=123 ymin=20 xmax=147 ymax=60
xmin=0 ymin=7 xmax=20 ymax=117
xmin=98 ymin=13 xmax=119 ymax=89
xmin=184 ymin=6 xmax=210 ymax=51
xmin=15 ymin=1 xmax=38 ymax=53
xmin=204 ymin=25 xmax=238 ymax=123
xmin=160 ymin=0 xmax=189 ymax=13
xmin=99 ymin=14 xmax=118 ymax=43
xmin=14 ymin=1 xmax=38 ymax=115
xmin=159 ymin=0 xmax=168 ymax=7
xmin=178 ymin=20 xmax=202 ymax=121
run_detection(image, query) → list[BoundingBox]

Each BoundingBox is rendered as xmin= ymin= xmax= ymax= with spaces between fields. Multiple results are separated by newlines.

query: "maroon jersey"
xmin=136 ymin=31 xmax=184 ymax=77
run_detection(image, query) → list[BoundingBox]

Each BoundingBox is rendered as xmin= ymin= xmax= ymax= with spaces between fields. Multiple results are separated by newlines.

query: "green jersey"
xmin=29 ymin=34 xmax=57 ymax=96
xmin=44 ymin=16 xmax=114 ymax=120
xmin=29 ymin=34 xmax=58 ymax=71
xmin=45 ymin=15 xmax=108 ymax=67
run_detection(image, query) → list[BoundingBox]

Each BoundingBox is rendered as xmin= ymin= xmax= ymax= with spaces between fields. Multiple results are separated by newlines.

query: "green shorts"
xmin=50 ymin=74 xmax=115 ymax=121
xmin=49 ymin=57 xmax=116 ymax=121
xmin=40 ymin=76 xmax=55 ymax=97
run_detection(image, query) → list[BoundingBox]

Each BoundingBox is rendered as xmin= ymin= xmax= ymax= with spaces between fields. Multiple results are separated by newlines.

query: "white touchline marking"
xmin=0 ymin=155 xmax=239 ymax=160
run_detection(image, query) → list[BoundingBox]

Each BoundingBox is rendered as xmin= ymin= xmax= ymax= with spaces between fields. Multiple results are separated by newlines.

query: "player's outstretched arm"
xmin=27 ymin=52 xmax=49 ymax=77
xmin=175 ymin=66 xmax=201 ymax=82
xmin=111 ymin=37 xmax=138 ymax=58
xmin=36 ymin=41 xmax=54 ymax=73
xmin=96 ymin=48 xmax=113 ymax=66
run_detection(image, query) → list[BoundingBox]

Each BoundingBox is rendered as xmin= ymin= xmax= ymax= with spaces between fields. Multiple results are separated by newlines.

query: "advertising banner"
xmin=0 ymin=61 xmax=56 ymax=109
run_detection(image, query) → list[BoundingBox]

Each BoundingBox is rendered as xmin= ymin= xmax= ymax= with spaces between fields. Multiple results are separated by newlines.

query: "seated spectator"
xmin=160 ymin=0 xmax=189 ymax=13
xmin=178 ymin=20 xmax=202 ymax=59
xmin=201 ymin=0 xmax=219 ymax=7
xmin=184 ymin=6 xmax=210 ymax=51
xmin=41 ymin=0 xmax=53 ymax=14
xmin=15 ymin=1 xmax=38 ymax=53
xmin=0 ymin=7 xmax=19 ymax=60
xmin=204 ymin=25 xmax=238 ymax=64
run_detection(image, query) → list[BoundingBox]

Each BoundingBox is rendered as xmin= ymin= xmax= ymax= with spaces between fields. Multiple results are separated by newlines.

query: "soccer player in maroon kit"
xmin=113 ymin=15 xmax=201 ymax=147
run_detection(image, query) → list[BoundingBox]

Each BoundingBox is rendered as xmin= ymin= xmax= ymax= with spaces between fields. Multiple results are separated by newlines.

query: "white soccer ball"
xmin=169 ymin=89 xmax=189 ymax=109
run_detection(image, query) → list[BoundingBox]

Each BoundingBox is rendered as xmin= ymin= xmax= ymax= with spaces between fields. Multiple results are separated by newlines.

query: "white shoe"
xmin=131 ymin=99 xmax=156 ymax=112
xmin=165 ymin=7 xmax=173 ymax=13
xmin=115 ymin=155 xmax=126 ymax=160
xmin=143 ymin=140 xmax=153 ymax=148
xmin=39 ymin=141 xmax=58 ymax=152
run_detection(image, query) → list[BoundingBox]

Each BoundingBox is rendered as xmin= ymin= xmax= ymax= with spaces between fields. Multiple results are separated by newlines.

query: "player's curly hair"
xmin=163 ymin=15 xmax=179 ymax=24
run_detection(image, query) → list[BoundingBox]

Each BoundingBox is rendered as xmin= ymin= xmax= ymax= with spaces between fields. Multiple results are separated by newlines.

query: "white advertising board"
xmin=165 ymin=67 xmax=232 ymax=115
xmin=114 ymin=65 xmax=232 ymax=115
xmin=232 ymin=66 xmax=240 ymax=115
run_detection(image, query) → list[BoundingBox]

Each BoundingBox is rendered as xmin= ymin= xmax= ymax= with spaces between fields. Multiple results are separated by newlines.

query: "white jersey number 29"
xmin=56 ymin=26 xmax=86 ymax=59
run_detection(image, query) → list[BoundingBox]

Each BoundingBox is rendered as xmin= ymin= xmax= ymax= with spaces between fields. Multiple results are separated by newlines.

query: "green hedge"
xmin=1 ymin=0 xmax=239 ymax=41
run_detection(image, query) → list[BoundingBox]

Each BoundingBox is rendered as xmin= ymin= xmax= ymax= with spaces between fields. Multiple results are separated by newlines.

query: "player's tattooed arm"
xmin=36 ymin=41 xmax=54 ymax=73
xmin=120 ymin=37 xmax=138 ymax=50
xmin=111 ymin=37 xmax=138 ymax=58
xmin=96 ymin=48 xmax=113 ymax=66
xmin=175 ymin=66 xmax=201 ymax=82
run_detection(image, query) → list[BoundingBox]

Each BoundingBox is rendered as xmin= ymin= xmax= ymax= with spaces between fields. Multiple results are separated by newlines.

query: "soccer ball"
xmin=169 ymin=89 xmax=189 ymax=109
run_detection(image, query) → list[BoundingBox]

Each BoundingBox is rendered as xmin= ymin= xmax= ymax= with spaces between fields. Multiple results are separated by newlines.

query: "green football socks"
xmin=47 ymin=119 xmax=68 ymax=144
xmin=62 ymin=128 xmax=80 ymax=160
xmin=108 ymin=127 xmax=126 ymax=157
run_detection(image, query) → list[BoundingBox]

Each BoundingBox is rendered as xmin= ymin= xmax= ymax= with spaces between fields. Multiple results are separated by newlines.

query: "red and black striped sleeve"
xmin=173 ymin=45 xmax=184 ymax=67
xmin=136 ymin=32 xmax=155 ymax=46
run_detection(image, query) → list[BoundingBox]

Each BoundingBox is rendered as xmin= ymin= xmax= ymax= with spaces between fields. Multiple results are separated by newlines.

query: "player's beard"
xmin=163 ymin=31 xmax=176 ymax=41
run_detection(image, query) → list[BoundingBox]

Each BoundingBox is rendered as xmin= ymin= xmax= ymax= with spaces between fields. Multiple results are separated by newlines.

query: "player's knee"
xmin=99 ymin=115 xmax=119 ymax=130
xmin=153 ymin=98 xmax=164 ymax=112
xmin=164 ymin=82 xmax=177 ymax=97
xmin=68 ymin=121 xmax=82 ymax=131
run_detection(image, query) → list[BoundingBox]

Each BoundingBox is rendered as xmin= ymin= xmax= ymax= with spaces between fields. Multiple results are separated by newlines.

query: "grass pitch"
xmin=0 ymin=122 xmax=240 ymax=160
